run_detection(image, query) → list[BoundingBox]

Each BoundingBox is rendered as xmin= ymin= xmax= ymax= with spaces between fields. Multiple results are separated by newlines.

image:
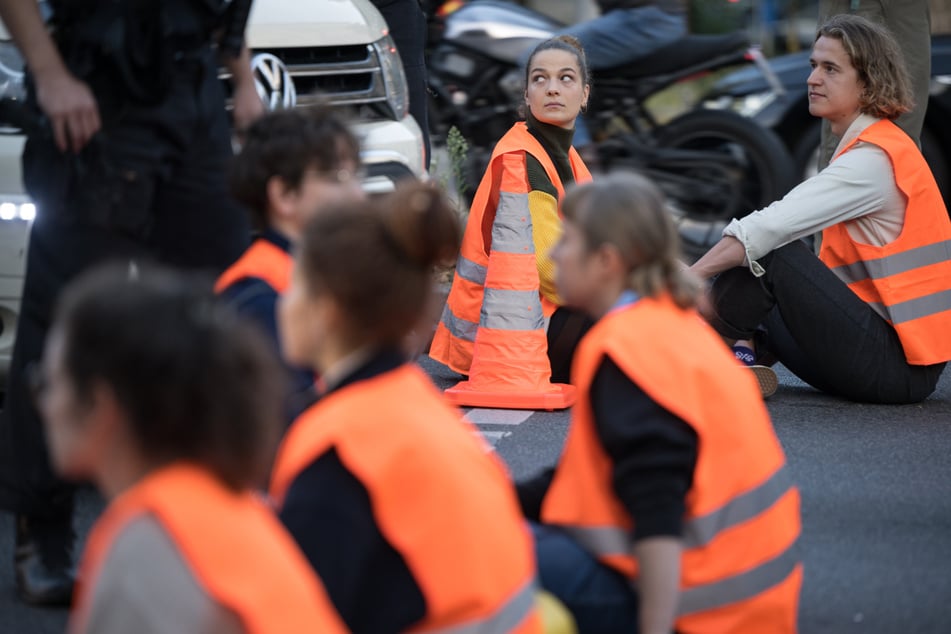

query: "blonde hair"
xmin=817 ymin=14 xmax=913 ymax=119
xmin=561 ymin=173 xmax=700 ymax=309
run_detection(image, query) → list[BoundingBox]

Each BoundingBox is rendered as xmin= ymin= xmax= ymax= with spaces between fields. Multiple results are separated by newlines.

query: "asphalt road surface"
xmin=1 ymin=359 xmax=950 ymax=633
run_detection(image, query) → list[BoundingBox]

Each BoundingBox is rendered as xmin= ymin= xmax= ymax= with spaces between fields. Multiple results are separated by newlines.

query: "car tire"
xmin=653 ymin=109 xmax=797 ymax=260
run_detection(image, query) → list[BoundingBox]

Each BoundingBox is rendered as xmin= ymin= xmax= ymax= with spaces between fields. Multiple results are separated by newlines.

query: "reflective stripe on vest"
xmin=830 ymin=239 xmax=951 ymax=283
xmin=866 ymin=289 xmax=951 ymax=325
xmin=426 ymin=577 xmax=538 ymax=634
xmin=677 ymin=537 xmax=800 ymax=617
xmin=819 ymin=119 xmax=951 ymax=365
xmin=561 ymin=463 xmax=794 ymax=556
xmin=441 ymin=308 xmax=479 ymax=343
xmin=215 ymin=238 xmax=292 ymax=295
xmin=456 ymin=256 xmax=488 ymax=286
xmin=542 ymin=296 xmax=800 ymax=632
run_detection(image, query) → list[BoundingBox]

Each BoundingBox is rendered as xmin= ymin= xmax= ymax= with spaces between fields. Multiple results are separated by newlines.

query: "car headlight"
xmin=372 ymin=35 xmax=409 ymax=121
xmin=0 ymin=41 xmax=26 ymax=101
xmin=932 ymin=75 xmax=951 ymax=97
xmin=704 ymin=90 xmax=777 ymax=119
xmin=0 ymin=200 xmax=36 ymax=222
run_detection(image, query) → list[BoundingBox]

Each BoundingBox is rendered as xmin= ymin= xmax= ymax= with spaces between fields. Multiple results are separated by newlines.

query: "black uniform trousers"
xmin=371 ymin=0 xmax=431 ymax=168
xmin=0 ymin=46 xmax=251 ymax=519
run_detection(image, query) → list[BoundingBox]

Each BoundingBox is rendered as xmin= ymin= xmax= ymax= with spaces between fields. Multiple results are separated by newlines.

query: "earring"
xmin=580 ymin=102 xmax=588 ymax=114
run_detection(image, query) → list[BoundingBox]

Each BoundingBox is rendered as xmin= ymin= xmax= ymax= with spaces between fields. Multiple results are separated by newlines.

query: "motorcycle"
xmin=425 ymin=0 xmax=796 ymax=259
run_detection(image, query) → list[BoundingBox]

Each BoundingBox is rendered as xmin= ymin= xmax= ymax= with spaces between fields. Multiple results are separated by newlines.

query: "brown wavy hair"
xmin=816 ymin=14 xmax=913 ymax=120
xmin=297 ymin=180 xmax=461 ymax=347
xmin=524 ymin=34 xmax=591 ymax=89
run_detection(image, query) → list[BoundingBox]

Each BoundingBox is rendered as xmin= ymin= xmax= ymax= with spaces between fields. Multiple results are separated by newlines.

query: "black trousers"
xmin=371 ymin=0 xmax=431 ymax=168
xmin=0 ymin=48 xmax=251 ymax=518
xmin=709 ymin=241 xmax=945 ymax=404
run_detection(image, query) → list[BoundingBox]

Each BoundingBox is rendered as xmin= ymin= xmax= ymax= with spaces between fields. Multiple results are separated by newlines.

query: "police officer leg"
xmin=148 ymin=51 xmax=251 ymax=273
xmin=1 ymin=190 xmax=146 ymax=605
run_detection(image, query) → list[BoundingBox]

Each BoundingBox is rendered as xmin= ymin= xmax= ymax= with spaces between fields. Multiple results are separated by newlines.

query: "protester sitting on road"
xmin=519 ymin=173 xmax=801 ymax=634
xmin=690 ymin=14 xmax=951 ymax=403
xmin=35 ymin=265 xmax=346 ymax=634
xmin=269 ymin=182 xmax=543 ymax=633
xmin=430 ymin=35 xmax=593 ymax=389
xmin=216 ymin=107 xmax=364 ymax=421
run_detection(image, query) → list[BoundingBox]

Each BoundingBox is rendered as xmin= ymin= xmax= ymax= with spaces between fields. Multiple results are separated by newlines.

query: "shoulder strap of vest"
xmin=491 ymin=123 xmax=571 ymax=198
xmin=215 ymin=238 xmax=292 ymax=294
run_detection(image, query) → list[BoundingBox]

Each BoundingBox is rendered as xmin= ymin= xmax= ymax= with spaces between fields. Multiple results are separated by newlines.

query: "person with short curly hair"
xmin=217 ymin=107 xmax=364 ymax=422
xmin=690 ymin=14 xmax=951 ymax=404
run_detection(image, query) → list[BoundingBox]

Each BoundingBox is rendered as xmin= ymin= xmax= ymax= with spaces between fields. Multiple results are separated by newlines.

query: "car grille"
xmin=264 ymin=44 xmax=393 ymax=120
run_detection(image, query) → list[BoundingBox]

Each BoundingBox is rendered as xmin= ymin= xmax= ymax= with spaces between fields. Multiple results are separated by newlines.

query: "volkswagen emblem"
xmin=251 ymin=53 xmax=297 ymax=110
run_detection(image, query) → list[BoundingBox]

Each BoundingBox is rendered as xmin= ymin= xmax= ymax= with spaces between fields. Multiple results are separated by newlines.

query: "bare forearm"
xmin=222 ymin=44 xmax=253 ymax=87
xmin=0 ymin=0 xmax=65 ymax=77
xmin=634 ymin=537 xmax=682 ymax=634
xmin=689 ymin=236 xmax=746 ymax=280
xmin=223 ymin=44 xmax=263 ymax=132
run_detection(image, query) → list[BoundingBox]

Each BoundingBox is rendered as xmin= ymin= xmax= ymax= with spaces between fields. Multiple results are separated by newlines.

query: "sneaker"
xmin=733 ymin=345 xmax=778 ymax=399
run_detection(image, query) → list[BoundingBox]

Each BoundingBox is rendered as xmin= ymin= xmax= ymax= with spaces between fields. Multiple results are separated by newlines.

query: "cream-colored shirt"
xmin=723 ymin=114 xmax=907 ymax=276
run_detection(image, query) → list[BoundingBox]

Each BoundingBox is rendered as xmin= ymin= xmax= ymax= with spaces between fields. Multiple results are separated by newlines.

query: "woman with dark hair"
xmin=36 ymin=265 xmax=345 ymax=634
xmin=523 ymin=173 xmax=801 ymax=634
xmin=270 ymin=181 xmax=542 ymax=633
xmin=691 ymin=14 xmax=951 ymax=403
xmin=430 ymin=35 xmax=593 ymax=404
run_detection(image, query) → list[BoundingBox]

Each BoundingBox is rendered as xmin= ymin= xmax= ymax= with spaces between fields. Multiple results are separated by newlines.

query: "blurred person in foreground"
xmin=520 ymin=173 xmax=801 ymax=634
xmin=36 ymin=264 xmax=346 ymax=634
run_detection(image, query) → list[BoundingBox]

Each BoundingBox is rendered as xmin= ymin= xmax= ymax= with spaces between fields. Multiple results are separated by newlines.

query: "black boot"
xmin=14 ymin=514 xmax=75 ymax=606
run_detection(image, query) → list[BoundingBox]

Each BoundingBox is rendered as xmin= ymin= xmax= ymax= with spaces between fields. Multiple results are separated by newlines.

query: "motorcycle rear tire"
xmin=654 ymin=108 xmax=796 ymax=261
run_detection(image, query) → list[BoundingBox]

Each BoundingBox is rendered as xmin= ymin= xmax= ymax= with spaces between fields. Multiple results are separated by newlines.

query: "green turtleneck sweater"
xmin=522 ymin=112 xmax=577 ymax=305
xmin=525 ymin=112 xmax=575 ymax=197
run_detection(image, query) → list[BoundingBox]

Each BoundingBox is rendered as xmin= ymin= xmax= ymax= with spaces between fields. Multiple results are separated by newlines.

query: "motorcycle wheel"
xmin=652 ymin=109 xmax=796 ymax=262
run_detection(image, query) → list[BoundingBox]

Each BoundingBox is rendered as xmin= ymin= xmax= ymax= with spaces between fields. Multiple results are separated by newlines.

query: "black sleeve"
xmin=515 ymin=467 xmax=555 ymax=521
xmin=220 ymin=278 xmax=316 ymax=423
xmin=590 ymin=355 xmax=699 ymax=542
xmin=278 ymin=448 xmax=427 ymax=633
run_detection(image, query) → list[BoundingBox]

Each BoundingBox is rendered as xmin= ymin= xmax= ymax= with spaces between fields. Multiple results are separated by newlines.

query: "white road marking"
xmin=463 ymin=409 xmax=533 ymax=426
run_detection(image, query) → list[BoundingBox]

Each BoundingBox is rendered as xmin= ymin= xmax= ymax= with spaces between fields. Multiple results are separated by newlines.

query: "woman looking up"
xmin=430 ymin=35 xmax=593 ymax=403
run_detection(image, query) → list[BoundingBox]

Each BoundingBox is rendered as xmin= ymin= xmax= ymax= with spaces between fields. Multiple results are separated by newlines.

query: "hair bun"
xmin=380 ymin=181 xmax=461 ymax=269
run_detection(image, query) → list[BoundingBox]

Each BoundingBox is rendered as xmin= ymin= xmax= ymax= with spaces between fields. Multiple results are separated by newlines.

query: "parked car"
xmin=0 ymin=0 xmax=427 ymax=388
xmin=704 ymin=33 xmax=951 ymax=206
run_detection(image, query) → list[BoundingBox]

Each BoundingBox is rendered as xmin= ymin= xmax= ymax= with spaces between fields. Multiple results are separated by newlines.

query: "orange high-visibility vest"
xmin=215 ymin=238 xmax=292 ymax=295
xmin=429 ymin=122 xmax=591 ymax=375
xmin=270 ymin=364 xmax=542 ymax=634
xmin=542 ymin=295 xmax=801 ymax=633
xmin=820 ymin=119 xmax=951 ymax=365
xmin=73 ymin=463 xmax=345 ymax=634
